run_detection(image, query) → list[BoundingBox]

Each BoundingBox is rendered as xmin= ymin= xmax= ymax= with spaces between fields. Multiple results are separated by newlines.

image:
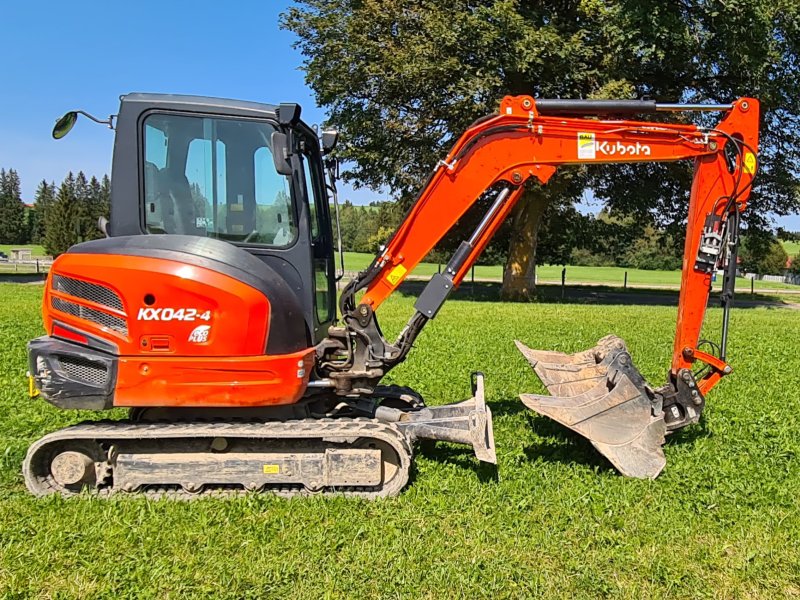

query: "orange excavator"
xmin=25 ymin=92 xmax=758 ymax=497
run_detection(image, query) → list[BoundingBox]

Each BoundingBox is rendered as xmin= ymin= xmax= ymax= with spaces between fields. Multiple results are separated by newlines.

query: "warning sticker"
xmin=386 ymin=264 xmax=407 ymax=286
xmin=578 ymin=132 xmax=596 ymax=160
xmin=743 ymin=152 xmax=756 ymax=174
xmin=263 ymin=464 xmax=280 ymax=474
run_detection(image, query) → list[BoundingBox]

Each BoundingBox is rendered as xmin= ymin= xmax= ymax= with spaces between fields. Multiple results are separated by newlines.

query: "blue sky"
xmin=0 ymin=1 xmax=371 ymax=200
xmin=2 ymin=0 xmax=798 ymax=229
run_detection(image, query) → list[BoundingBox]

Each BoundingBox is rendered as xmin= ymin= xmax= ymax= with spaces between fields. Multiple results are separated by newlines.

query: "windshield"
xmin=143 ymin=113 xmax=297 ymax=247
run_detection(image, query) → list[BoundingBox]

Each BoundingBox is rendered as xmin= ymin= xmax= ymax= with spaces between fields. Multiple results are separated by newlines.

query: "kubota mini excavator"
xmin=24 ymin=92 xmax=758 ymax=497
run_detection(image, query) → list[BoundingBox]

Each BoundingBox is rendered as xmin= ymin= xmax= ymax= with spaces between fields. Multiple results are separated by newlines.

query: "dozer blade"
xmin=517 ymin=337 xmax=666 ymax=479
xmin=398 ymin=372 xmax=496 ymax=464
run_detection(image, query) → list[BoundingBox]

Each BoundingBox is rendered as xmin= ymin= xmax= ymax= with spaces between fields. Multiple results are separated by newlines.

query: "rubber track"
xmin=23 ymin=418 xmax=413 ymax=499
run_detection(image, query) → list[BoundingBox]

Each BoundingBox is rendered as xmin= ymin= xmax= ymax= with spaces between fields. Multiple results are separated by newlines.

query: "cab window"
xmin=143 ymin=113 xmax=297 ymax=247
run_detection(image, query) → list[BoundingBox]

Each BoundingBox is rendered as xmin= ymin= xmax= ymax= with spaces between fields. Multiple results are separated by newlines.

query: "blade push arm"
xmin=326 ymin=95 xmax=759 ymax=398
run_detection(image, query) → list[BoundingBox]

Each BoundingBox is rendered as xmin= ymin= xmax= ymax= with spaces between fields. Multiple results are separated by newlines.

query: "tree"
xmin=789 ymin=254 xmax=800 ymax=276
xmin=45 ymin=174 xmax=80 ymax=257
xmin=84 ymin=175 xmax=110 ymax=240
xmin=283 ymin=1 xmax=800 ymax=299
xmin=740 ymin=233 xmax=789 ymax=275
xmin=0 ymin=168 xmax=27 ymax=244
xmin=31 ymin=180 xmax=55 ymax=244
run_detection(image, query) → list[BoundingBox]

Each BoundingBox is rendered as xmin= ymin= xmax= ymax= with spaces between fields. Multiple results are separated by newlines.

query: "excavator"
xmin=24 ymin=92 xmax=759 ymax=497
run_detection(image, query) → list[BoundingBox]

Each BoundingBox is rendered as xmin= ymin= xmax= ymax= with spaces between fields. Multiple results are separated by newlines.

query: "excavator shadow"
xmin=520 ymin=409 xmax=711 ymax=472
xmin=412 ymin=398 xmax=709 ymax=478
xmin=522 ymin=411 xmax=611 ymax=471
xmin=394 ymin=281 xmax=788 ymax=309
xmin=415 ymin=442 xmax=500 ymax=484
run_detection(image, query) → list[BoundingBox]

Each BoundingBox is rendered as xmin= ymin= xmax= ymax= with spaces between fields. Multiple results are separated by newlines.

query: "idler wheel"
xmin=50 ymin=451 xmax=96 ymax=488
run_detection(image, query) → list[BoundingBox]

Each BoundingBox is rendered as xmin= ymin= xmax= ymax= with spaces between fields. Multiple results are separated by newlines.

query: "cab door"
xmin=300 ymin=143 xmax=336 ymax=338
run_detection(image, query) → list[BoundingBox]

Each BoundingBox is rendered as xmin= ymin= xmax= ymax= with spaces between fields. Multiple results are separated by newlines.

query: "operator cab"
xmin=98 ymin=93 xmax=337 ymax=345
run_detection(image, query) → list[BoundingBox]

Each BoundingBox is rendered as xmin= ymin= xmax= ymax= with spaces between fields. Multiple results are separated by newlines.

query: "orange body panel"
xmin=116 ymin=350 xmax=315 ymax=407
xmin=43 ymin=252 xmax=315 ymax=407
xmin=45 ymin=254 xmax=270 ymax=356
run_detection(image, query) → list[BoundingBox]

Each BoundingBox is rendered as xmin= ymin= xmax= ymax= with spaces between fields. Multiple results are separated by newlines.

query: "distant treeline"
xmin=1 ymin=168 xmax=795 ymax=274
xmin=777 ymin=227 xmax=800 ymax=242
xmin=0 ymin=169 xmax=110 ymax=256
xmin=338 ymin=200 xmax=797 ymax=275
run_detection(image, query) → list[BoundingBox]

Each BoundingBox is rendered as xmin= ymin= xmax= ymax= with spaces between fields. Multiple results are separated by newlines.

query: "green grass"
xmin=344 ymin=252 xmax=800 ymax=291
xmin=0 ymin=245 xmax=50 ymax=273
xmin=2 ymin=283 xmax=800 ymax=598
xmin=0 ymin=244 xmax=48 ymax=258
xmin=783 ymin=240 xmax=800 ymax=258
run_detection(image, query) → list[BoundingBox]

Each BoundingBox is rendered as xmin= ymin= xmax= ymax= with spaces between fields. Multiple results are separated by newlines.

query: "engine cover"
xmin=33 ymin=236 xmax=314 ymax=409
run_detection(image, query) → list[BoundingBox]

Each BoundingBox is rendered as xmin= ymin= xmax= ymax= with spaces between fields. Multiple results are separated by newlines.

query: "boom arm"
xmin=325 ymin=95 xmax=759 ymax=404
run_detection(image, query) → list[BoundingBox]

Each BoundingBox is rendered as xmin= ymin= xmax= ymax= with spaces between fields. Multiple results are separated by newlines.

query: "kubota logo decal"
xmin=188 ymin=325 xmax=211 ymax=343
xmin=577 ymin=132 xmax=652 ymax=159
xmin=137 ymin=308 xmax=212 ymax=322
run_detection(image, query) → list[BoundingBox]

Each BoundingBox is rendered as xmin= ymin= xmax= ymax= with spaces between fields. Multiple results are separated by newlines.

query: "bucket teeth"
xmin=517 ymin=337 xmax=666 ymax=479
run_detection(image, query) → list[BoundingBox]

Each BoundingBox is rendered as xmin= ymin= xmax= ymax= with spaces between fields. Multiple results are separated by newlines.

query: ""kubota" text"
xmin=595 ymin=140 xmax=652 ymax=156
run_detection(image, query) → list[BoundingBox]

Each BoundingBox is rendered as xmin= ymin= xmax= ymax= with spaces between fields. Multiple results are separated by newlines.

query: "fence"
xmin=0 ymin=259 xmax=52 ymax=274
xmin=744 ymin=272 xmax=800 ymax=286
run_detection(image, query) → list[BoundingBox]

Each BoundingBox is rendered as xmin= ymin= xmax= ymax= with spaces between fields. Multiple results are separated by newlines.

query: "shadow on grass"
xmin=392 ymin=280 xmax=791 ymax=309
xmin=415 ymin=399 xmax=711 ymax=476
xmin=415 ymin=443 xmax=500 ymax=484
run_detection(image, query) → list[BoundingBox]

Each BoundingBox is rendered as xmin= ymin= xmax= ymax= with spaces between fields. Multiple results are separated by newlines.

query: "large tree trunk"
xmin=501 ymin=187 xmax=549 ymax=301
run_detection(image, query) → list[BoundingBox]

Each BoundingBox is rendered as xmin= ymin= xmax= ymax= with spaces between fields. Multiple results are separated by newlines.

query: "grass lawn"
xmin=0 ymin=245 xmax=50 ymax=274
xmin=343 ymin=252 xmax=800 ymax=291
xmin=783 ymin=240 xmax=800 ymax=257
xmin=1 ymin=283 xmax=799 ymax=597
xmin=0 ymin=244 xmax=48 ymax=258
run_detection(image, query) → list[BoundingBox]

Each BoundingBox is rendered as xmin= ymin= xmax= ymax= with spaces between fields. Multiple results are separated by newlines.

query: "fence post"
xmin=36 ymin=259 xmax=40 ymax=274
xmin=471 ymin=265 xmax=475 ymax=297
xmin=624 ymin=271 xmax=628 ymax=290
xmin=438 ymin=263 xmax=441 ymax=274
xmin=561 ymin=267 xmax=566 ymax=300
xmin=751 ymin=277 xmax=754 ymax=296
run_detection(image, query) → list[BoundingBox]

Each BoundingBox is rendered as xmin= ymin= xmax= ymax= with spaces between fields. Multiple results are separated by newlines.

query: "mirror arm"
xmin=76 ymin=111 xmax=116 ymax=130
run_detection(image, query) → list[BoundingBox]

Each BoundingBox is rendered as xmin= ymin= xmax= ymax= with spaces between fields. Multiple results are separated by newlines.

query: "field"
xmin=0 ymin=245 xmax=47 ymax=258
xmin=0 ymin=245 xmax=50 ymax=274
xmin=783 ymin=240 xmax=800 ymax=257
xmin=343 ymin=252 xmax=799 ymax=292
xmin=1 ymin=283 xmax=800 ymax=598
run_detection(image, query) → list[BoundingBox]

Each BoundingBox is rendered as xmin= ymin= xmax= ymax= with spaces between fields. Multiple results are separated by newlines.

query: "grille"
xmin=52 ymin=274 xmax=123 ymax=311
xmin=58 ymin=355 xmax=108 ymax=387
xmin=52 ymin=296 xmax=128 ymax=335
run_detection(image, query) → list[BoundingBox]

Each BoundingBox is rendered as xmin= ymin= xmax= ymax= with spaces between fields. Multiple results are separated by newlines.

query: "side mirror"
xmin=53 ymin=112 xmax=78 ymax=139
xmin=271 ymin=131 xmax=293 ymax=176
xmin=321 ymin=129 xmax=339 ymax=154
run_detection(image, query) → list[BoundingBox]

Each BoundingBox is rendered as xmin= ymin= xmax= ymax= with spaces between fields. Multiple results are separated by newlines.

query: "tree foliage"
xmin=739 ymin=233 xmax=789 ymax=275
xmin=30 ymin=180 xmax=56 ymax=244
xmin=0 ymin=168 xmax=27 ymax=244
xmin=283 ymin=0 xmax=800 ymax=284
xmin=42 ymin=172 xmax=110 ymax=257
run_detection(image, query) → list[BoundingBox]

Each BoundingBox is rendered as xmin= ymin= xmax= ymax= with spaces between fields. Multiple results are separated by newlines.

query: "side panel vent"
xmin=52 ymin=296 xmax=128 ymax=335
xmin=52 ymin=274 xmax=124 ymax=311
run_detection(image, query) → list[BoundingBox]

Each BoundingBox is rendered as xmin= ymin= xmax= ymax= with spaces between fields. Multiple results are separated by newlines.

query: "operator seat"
xmin=159 ymin=167 xmax=201 ymax=235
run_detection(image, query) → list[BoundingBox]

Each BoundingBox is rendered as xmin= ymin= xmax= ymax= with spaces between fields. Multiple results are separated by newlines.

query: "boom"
xmin=321 ymin=94 xmax=759 ymax=477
